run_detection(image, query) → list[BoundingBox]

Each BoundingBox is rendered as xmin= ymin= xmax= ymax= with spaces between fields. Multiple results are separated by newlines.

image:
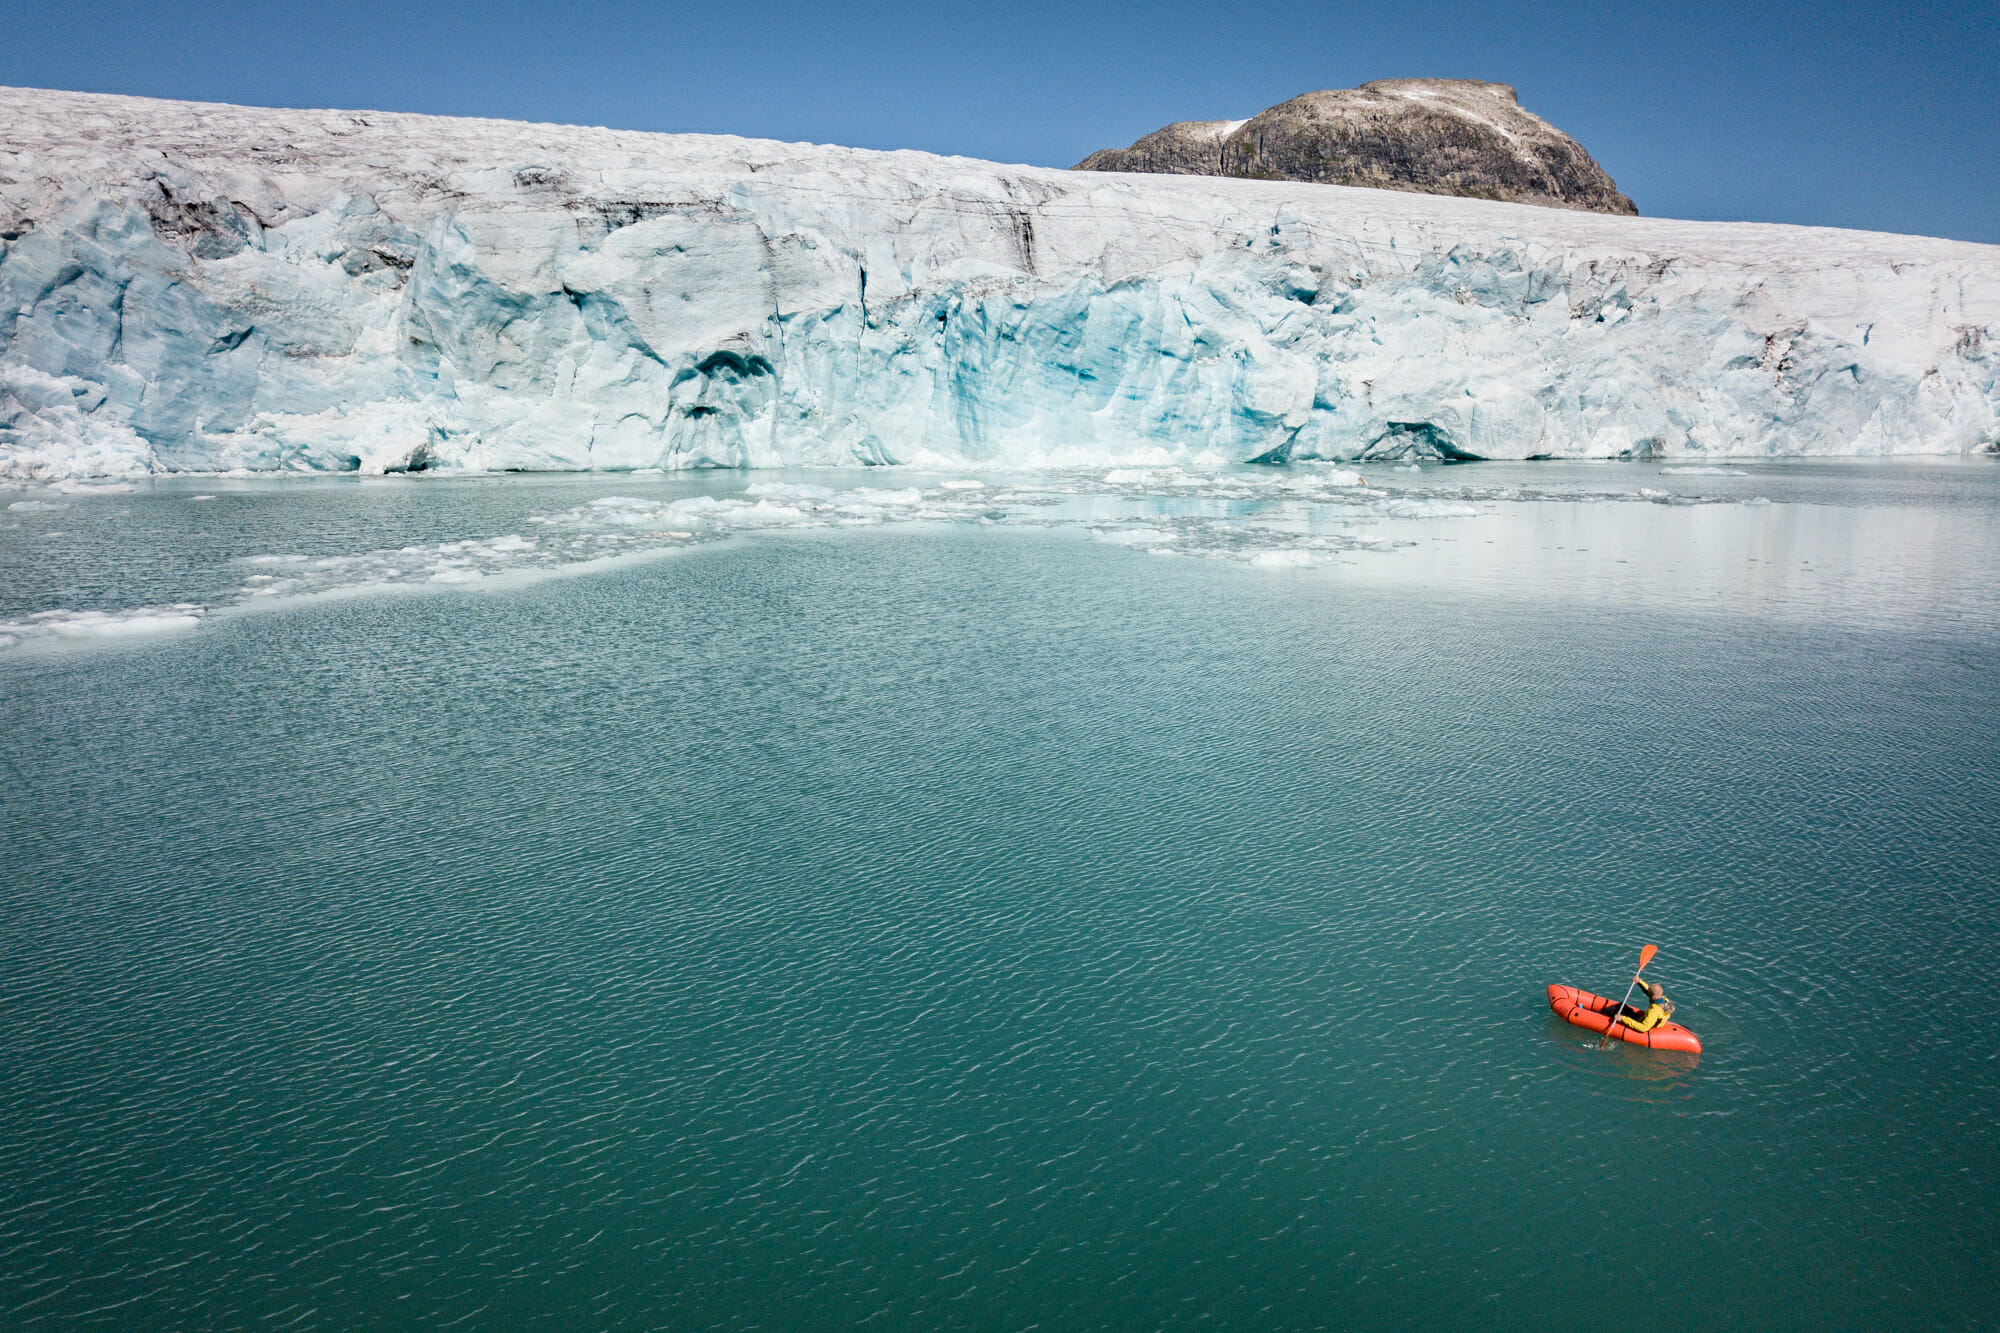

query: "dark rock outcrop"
xmin=1075 ymin=78 xmax=1637 ymax=215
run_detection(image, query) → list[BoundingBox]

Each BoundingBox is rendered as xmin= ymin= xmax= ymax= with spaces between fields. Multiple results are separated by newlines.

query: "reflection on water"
xmin=1330 ymin=493 xmax=2000 ymax=634
xmin=1539 ymin=1014 xmax=1703 ymax=1100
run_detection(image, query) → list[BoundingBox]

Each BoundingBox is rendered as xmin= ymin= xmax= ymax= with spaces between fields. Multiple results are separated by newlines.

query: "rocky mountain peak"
xmin=1075 ymin=78 xmax=1636 ymax=215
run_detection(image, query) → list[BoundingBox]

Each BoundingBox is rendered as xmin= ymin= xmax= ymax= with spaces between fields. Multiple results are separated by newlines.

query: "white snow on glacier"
xmin=1 ymin=86 xmax=1996 ymax=479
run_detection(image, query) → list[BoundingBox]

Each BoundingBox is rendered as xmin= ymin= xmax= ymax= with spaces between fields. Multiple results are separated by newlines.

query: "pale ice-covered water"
xmin=7 ymin=458 xmax=2000 ymax=651
xmin=4 ymin=459 xmax=2000 ymax=1330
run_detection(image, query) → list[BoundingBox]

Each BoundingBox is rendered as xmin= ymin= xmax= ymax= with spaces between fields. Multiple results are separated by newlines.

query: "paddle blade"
xmin=1638 ymin=944 xmax=1658 ymax=972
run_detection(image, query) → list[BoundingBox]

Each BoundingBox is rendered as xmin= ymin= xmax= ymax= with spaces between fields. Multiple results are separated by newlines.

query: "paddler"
xmin=1616 ymin=981 xmax=1674 ymax=1033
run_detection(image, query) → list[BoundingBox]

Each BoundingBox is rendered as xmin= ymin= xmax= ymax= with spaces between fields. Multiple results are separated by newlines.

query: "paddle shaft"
xmin=1596 ymin=945 xmax=1659 ymax=1051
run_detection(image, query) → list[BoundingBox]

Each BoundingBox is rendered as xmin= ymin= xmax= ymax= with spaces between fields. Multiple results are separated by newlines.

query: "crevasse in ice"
xmin=1 ymin=87 xmax=1995 ymax=479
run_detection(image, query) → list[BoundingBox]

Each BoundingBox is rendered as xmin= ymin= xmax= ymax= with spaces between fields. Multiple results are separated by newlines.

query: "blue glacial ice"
xmin=1 ymin=86 xmax=1996 ymax=479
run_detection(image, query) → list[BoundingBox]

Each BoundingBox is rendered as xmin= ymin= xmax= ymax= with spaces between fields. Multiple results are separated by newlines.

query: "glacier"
xmin=1 ymin=86 xmax=1996 ymax=479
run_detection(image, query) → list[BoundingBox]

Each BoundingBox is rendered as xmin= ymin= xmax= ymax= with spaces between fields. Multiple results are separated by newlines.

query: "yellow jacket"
xmin=1619 ymin=1000 xmax=1673 ymax=1032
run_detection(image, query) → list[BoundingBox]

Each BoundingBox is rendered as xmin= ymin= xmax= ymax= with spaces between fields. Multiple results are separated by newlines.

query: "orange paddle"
xmin=1597 ymin=944 xmax=1659 ymax=1050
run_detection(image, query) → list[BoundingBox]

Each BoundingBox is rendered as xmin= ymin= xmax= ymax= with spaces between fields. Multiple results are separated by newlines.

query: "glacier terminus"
xmin=1 ymin=86 xmax=1995 ymax=479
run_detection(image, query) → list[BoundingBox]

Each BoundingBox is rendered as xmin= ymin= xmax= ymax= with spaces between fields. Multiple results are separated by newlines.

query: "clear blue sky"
xmin=4 ymin=0 xmax=1995 ymax=243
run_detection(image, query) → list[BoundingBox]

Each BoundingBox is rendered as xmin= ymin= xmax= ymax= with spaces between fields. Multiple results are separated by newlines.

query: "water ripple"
xmin=1 ymin=489 xmax=1997 ymax=1330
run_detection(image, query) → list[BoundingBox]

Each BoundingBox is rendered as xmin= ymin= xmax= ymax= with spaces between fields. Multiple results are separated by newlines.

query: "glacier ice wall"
xmin=2 ymin=87 xmax=1996 ymax=478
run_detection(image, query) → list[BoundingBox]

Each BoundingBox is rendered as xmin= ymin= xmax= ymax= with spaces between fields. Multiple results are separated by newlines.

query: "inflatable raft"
xmin=1547 ymin=983 xmax=1702 ymax=1053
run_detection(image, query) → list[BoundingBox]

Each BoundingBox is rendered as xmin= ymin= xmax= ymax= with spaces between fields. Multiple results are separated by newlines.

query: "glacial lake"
xmin=4 ymin=459 xmax=1998 ymax=1330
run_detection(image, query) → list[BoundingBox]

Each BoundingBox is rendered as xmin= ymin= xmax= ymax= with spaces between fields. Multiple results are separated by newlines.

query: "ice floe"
xmin=0 ymin=465 xmax=1831 ymax=652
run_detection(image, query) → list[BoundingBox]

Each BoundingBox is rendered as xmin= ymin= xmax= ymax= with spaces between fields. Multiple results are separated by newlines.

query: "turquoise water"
xmin=4 ymin=463 xmax=1999 ymax=1329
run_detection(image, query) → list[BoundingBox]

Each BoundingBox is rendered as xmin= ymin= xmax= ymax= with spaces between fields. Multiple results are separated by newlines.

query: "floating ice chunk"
xmin=486 ymin=534 xmax=535 ymax=553
xmin=188 ymin=494 xmax=217 ymax=501
xmin=848 ymin=487 xmax=924 ymax=505
xmin=1270 ymin=469 xmax=1368 ymax=495
xmin=1662 ymin=466 xmax=1748 ymax=476
xmin=1101 ymin=467 xmax=1202 ymax=487
xmin=1250 ymin=549 xmax=1323 ymax=567
xmin=584 ymin=496 xmax=672 ymax=524
xmin=8 ymin=500 xmax=67 ymax=511
xmin=940 ymin=479 xmax=986 ymax=490
xmin=45 ymin=480 xmax=137 ymax=494
xmin=1375 ymin=498 xmax=1478 ymax=518
xmin=1638 ymin=488 xmax=1671 ymax=500
xmin=735 ymin=500 xmax=810 ymax=521
xmin=68 ymin=611 xmax=201 ymax=637
xmin=0 ymin=604 xmax=205 ymax=647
